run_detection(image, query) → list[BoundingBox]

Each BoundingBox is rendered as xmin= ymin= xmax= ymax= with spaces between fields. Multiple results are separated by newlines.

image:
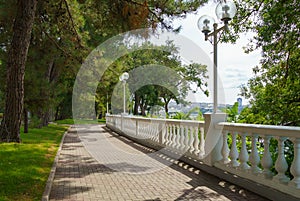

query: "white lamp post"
xmin=106 ymin=92 xmax=109 ymax=114
xmin=119 ymin=72 xmax=129 ymax=114
xmin=198 ymin=0 xmax=237 ymax=113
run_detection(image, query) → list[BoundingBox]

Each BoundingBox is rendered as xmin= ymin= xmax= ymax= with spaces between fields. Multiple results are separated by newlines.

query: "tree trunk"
xmin=55 ymin=106 xmax=60 ymax=121
xmin=140 ymin=97 xmax=146 ymax=116
xmin=0 ymin=0 xmax=37 ymax=142
xmin=133 ymin=93 xmax=140 ymax=115
xmin=163 ymin=97 xmax=170 ymax=115
xmin=41 ymin=110 xmax=50 ymax=127
xmin=23 ymin=107 xmax=28 ymax=133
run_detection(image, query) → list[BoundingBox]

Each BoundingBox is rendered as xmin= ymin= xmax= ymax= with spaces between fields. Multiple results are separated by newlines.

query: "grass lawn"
xmin=0 ymin=124 xmax=68 ymax=201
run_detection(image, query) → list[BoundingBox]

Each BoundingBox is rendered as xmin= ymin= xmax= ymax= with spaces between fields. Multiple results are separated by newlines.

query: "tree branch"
xmin=62 ymin=0 xmax=83 ymax=47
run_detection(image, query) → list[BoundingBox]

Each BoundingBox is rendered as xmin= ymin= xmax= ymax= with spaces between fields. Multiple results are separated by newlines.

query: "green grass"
xmin=55 ymin=118 xmax=106 ymax=125
xmin=54 ymin=118 xmax=74 ymax=124
xmin=0 ymin=124 xmax=68 ymax=201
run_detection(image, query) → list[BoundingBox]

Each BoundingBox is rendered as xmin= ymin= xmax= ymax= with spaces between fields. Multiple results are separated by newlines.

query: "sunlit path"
xmin=48 ymin=125 xmax=269 ymax=201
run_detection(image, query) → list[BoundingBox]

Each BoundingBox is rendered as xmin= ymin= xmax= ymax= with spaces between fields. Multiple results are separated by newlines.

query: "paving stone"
xmin=49 ymin=124 xmax=270 ymax=201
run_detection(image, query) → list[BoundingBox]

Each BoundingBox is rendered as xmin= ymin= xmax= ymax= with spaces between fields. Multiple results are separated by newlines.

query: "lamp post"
xmin=106 ymin=92 xmax=109 ymax=114
xmin=119 ymin=72 xmax=129 ymax=114
xmin=198 ymin=0 xmax=237 ymax=113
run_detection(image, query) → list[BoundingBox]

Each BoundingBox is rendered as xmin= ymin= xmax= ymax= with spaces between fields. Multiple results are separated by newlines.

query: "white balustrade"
xmin=215 ymin=122 xmax=300 ymax=197
xmin=107 ymin=115 xmax=300 ymax=198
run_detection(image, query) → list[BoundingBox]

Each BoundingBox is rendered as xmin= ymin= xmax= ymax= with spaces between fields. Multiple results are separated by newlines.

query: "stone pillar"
xmin=203 ymin=113 xmax=227 ymax=166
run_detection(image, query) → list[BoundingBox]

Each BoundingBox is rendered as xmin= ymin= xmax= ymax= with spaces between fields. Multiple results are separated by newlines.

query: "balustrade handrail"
xmin=107 ymin=114 xmax=205 ymax=125
xmin=216 ymin=122 xmax=300 ymax=137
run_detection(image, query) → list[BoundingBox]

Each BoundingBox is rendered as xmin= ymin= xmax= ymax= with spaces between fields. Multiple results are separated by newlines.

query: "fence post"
xmin=203 ymin=113 xmax=227 ymax=166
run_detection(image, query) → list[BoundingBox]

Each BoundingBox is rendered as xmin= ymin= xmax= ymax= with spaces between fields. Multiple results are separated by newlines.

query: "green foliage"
xmin=232 ymin=0 xmax=300 ymax=126
xmin=0 ymin=0 xmax=210 ymax=133
xmin=223 ymin=102 xmax=239 ymax=123
xmin=0 ymin=124 xmax=68 ymax=201
xmin=171 ymin=107 xmax=203 ymax=120
xmin=29 ymin=115 xmax=42 ymax=129
xmin=99 ymin=40 xmax=208 ymax=116
xmin=237 ymin=106 xmax=267 ymax=124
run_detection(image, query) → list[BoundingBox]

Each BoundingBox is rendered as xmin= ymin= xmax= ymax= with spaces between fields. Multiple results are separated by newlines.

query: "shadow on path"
xmin=102 ymin=126 xmax=270 ymax=201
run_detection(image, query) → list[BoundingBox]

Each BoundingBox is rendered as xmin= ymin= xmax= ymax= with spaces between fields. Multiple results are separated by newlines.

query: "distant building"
xmin=237 ymin=98 xmax=243 ymax=114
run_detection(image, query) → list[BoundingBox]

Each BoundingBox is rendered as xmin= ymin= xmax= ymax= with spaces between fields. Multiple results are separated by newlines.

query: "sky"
xmin=173 ymin=1 xmax=262 ymax=105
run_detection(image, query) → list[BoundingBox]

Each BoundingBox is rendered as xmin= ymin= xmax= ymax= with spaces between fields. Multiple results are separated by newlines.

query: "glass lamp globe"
xmin=215 ymin=0 xmax=237 ymax=24
xmin=119 ymin=72 xmax=129 ymax=81
xmin=197 ymin=15 xmax=215 ymax=34
xmin=123 ymin=72 xmax=129 ymax=80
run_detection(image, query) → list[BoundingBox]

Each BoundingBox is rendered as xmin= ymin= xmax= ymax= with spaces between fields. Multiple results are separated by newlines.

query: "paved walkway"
xmin=49 ymin=125 xmax=269 ymax=201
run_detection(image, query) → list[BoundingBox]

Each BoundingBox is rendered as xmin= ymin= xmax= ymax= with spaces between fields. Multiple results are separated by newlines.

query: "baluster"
xmin=145 ymin=123 xmax=148 ymax=139
xmin=162 ymin=124 xmax=167 ymax=145
xmin=155 ymin=123 xmax=158 ymax=142
xmin=152 ymin=123 xmax=155 ymax=142
xmin=143 ymin=123 xmax=146 ymax=138
xmin=152 ymin=124 xmax=155 ymax=140
xmin=261 ymin=135 xmax=273 ymax=179
xmin=149 ymin=124 xmax=153 ymax=141
xmin=147 ymin=123 xmax=150 ymax=140
xmin=184 ymin=126 xmax=189 ymax=152
xmin=179 ymin=125 xmax=185 ymax=151
xmin=144 ymin=123 xmax=148 ymax=139
xmin=152 ymin=124 xmax=156 ymax=141
xmin=172 ymin=125 xmax=177 ymax=148
xmin=172 ymin=125 xmax=176 ymax=148
xmin=164 ymin=124 xmax=169 ymax=146
xmin=138 ymin=122 xmax=142 ymax=137
xmin=168 ymin=125 xmax=173 ymax=147
xmin=157 ymin=123 xmax=160 ymax=143
xmin=140 ymin=123 xmax=143 ymax=138
xmin=167 ymin=124 xmax=172 ymax=146
xmin=273 ymin=137 xmax=290 ymax=184
xmin=130 ymin=121 xmax=134 ymax=135
xmin=229 ymin=132 xmax=239 ymax=167
xmin=199 ymin=127 xmax=205 ymax=158
xmin=189 ymin=127 xmax=195 ymax=154
xmin=239 ymin=133 xmax=250 ymax=171
xmin=174 ymin=125 xmax=180 ymax=150
xmin=249 ymin=134 xmax=261 ymax=174
xmin=289 ymin=138 xmax=300 ymax=188
xmin=147 ymin=124 xmax=150 ymax=140
xmin=193 ymin=127 xmax=200 ymax=156
xmin=221 ymin=130 xmax=230 ymax=164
